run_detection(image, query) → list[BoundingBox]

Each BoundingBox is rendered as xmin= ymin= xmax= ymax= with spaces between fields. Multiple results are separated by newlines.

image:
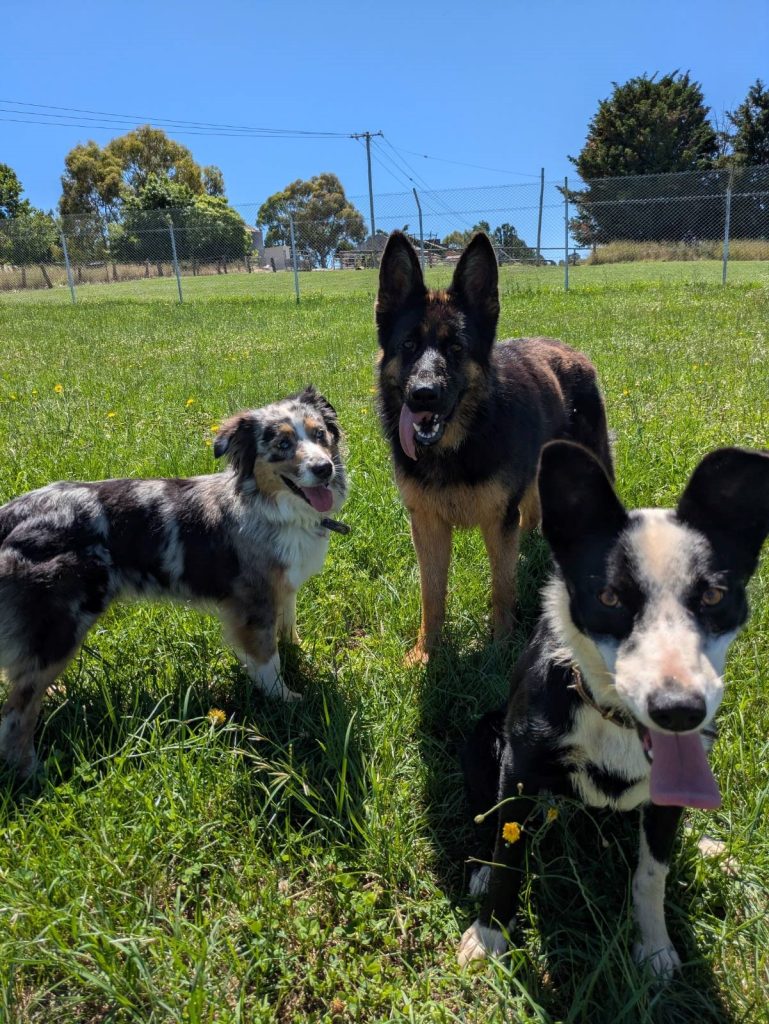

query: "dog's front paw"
xmin=404 ymin=641 xmax=430 ymax=667
xmin=457 ymin=920 xmax=506 ymax=968
xmin=633 ymin=941 xmax=681 ymax=980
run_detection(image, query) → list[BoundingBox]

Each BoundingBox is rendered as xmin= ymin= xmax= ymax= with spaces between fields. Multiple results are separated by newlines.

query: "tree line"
xmin=1 ymin=74 xmax=768 ymax=272
xmin=568 ymin=74 xmax=769 ymax=247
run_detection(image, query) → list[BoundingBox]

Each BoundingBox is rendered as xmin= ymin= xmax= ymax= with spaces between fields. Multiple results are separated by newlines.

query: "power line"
xmin=385 ymin=141 xmax=542 ymax=179
xmin=0 ymin=99 xmax=358 ymax=139
xmin=366 ymin=144 xmax=471 ymax=236
xmin=376 ymin=138 xmax=474 ymax=230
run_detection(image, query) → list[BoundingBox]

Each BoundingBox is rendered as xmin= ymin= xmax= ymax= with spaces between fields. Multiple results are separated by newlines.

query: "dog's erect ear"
xmin=539 ymin=440 xmax=628 ymax=568
xmin=449 ymin=233 xmax=500 ymax=343
xmin=213 ymin=412 xmax=259 ymax=479
xmin=297 ymin=384 xmax=341 ymax=441
xmin=677 ymin=447 xmax=769 ymax=577
xmin=376 ymin=232 xmax=425 ymax=329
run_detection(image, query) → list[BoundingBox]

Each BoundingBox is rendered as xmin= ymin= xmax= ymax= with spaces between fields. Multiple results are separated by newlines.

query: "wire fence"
xmin=1 ymin=167 xmax=767 ymax=301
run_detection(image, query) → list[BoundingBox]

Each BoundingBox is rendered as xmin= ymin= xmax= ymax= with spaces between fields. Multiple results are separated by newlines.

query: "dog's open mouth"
xmin=281 ymin=475 xmax=334 ymax=513
xmin=398 ymin=406 xmax=448 ymax=460
xmin=638 ymin=725 xmax=721 ymax=810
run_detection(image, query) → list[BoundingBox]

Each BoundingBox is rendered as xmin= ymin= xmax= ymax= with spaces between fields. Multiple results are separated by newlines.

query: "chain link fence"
xmin=1 ymin=167 xmax=767 ymax=301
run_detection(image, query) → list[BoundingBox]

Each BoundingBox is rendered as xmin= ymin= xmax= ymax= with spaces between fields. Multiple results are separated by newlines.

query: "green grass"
xmin=0 ymin=276 xmax=768 ymax=1022
xmin=1 ymin=258 xmax=767 ymax=304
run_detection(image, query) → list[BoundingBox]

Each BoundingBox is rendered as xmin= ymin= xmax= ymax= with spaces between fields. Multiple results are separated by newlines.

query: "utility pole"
xmin=351 ymin=131 xmax=383 ymax=250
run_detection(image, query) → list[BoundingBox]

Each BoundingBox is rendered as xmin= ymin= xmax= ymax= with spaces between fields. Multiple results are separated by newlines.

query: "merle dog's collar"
xmin=320 ymin=517 xmax=351 ymax=535
xmin=568 ymin=664 xmax=636 ymax=730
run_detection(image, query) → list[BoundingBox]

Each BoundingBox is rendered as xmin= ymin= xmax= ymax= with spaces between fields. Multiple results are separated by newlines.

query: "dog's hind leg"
xmin=407 ymin=509 xmax=452 ymax=666
xmin=0 ymin=658 xmax=70 ymax=780
xmin=632 ymin=804 xmax=683 ymax=980
xmin=480 ymin=514 xmax=520 ymax=642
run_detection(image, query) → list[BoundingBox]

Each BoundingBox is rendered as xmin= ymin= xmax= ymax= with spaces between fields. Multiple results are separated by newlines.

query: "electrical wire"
xmin=0 ymin=99 xmax=358 ymax=139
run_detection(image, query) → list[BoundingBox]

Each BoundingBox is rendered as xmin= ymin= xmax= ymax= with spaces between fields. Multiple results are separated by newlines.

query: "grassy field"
xmin=0 ymin=274 xmax=768 ymax=1023
xmin=0 ymin=258 xmax=767 ymax=304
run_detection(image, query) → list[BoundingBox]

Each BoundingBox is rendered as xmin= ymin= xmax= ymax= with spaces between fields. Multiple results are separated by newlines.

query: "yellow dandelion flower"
xmin=207 ymin=708 xmax=226 ymax=726
xmin=9 ymin=393 xmax=17 ymax=401
xmin=106 ymin=411 xmax=116 ymax=418
xmin=622 ymin=389 xmax=630 ymax=396
xmin=31 ymin=388 xmax=38 ymax=396
xmin=185 ymin=397 xmax=195 ymax=407
xmin=502 ymin=821 xmax=521 ymax=844
xmin=204 ymin=439 xmax=212 ymax=447
xmin=53 ymin=384 xmax=63 ymax=394
xmin=210 ymin=423 xmax=219 ymax=432
xmin=546 ymin=807 xmax=559 ymax=823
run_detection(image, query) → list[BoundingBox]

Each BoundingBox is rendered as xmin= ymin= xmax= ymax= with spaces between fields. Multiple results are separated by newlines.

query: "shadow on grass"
xmin=515 ymin=808 xmax=735 ymax=1023
xmin=415 ymin=528 xmax=551 ymax=896
xmin=2 ymin=634 xmax=370 ymax=851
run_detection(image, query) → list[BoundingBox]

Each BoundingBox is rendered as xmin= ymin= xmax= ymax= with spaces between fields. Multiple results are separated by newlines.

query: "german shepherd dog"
xmin=376 ymin=231 xmax=612 ymax=663
xmin=459 ymin=440 xmax=769 ymax=978
xmin=0 ymin=387 xmax=348 ymax=779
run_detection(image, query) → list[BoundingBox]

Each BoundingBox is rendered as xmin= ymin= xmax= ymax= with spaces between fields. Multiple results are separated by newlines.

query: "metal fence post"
xmin=412 ymin=188 xmax=425 ymax=272
xmin=564 ymin=176 xmax=570 ymax=292
xmin=722 ymin=166 xmax=734 ymax=286
xmin=59 ymin=228 xmax=77 ymax=304
xmin=536 ymin=167 xmax=544 ymax=264
xmin=289 ymin=214 xmax=300 ymax=305
xmin=167 ymin=219 xmax=183 ymax=303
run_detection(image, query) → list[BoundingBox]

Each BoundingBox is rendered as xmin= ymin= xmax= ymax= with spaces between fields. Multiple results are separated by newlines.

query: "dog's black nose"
xmin=310 ymin=461 xmax=333 ymax=481
xmin=409 ymin=383 xmax=440 ymax=408
xmin=647 ymin=680 xmax=706 ymax=732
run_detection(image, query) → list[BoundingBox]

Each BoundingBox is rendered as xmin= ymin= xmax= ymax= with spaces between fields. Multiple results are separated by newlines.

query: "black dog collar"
xmin=320 ymin=517 xmax=351 ymax=535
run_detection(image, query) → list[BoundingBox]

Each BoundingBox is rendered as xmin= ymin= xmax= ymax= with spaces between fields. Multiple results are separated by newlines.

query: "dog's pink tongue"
xmin=301 ymin=486 xmax=334 ymax=513
xmin=649 ymin=730 xmax=721 ymax=809
xmin=398 ymin=405 xmax=433 ymax=461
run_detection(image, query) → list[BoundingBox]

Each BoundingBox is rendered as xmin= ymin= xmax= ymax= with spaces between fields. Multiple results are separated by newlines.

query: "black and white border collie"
xmin=0 ymin=386 xmax=347 ymax=779
xmin=459 ymin=440 xmax=769 ymax=978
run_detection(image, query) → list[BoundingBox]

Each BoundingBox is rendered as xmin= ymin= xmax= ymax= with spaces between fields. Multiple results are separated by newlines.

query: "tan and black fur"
xmin=375 ymin=231 xmax=612 ymax=663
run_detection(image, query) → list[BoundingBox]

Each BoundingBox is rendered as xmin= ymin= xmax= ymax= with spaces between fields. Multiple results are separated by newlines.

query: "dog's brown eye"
xmin=402 ymin=339 xmax=416 ymax=352
xmin=598 ymin=587 xmax=620 ymax=608
xmin=702 ymin=587 xmax=725 ymax=607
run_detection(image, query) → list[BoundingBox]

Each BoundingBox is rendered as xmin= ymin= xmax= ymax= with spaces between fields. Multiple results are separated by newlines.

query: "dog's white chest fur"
xmin=563 ymin=707 xmax=651 ymax=811
xmin=276 ymin=521 xmax=330 ymax=591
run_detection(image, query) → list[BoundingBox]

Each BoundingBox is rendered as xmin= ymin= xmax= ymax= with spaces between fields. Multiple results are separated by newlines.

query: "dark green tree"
xmin=569 ymin=73 xmax=721 ymax=246
xmin=0 ymin=167 xmax=58 ymax=285
xmin=257 ymin=174 xmax=366 ymax=267
xmin=0 ymin=163 xmax=31 ymax=219
xmin=722 ymin=80 xmax=769 ymax=240
xmin=442 ymin=222 xmax=492 ymax=248
xmin=491 ymin=223 xmax=536 ymax=263
xmin=727 ymin=79 xmax=769 ymax=166
xmin=110 ymin=175 xmax=248 ymax=266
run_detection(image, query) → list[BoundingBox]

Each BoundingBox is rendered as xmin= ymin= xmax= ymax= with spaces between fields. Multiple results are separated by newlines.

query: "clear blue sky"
xmin=3 ymin=0 xmax=768 ymax=229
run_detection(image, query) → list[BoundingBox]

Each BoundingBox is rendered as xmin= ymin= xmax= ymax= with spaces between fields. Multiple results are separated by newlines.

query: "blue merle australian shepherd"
xmin=0 ymin=386 xmax=347 ymax=779
xmin=459 ymin=440 xmax=769 ymax=978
